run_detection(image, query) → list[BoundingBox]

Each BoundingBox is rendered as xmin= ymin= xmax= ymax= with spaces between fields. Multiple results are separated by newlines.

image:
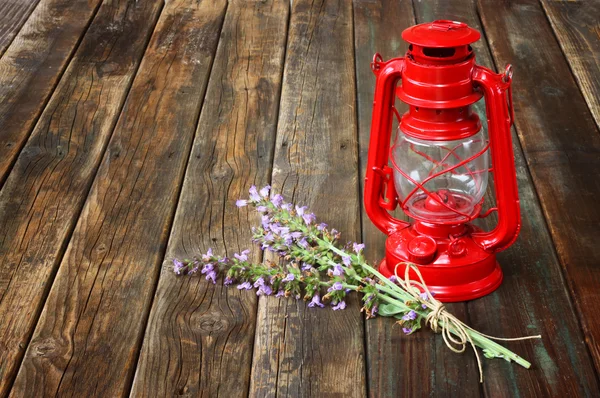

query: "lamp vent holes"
xmin=422 ymin=47 xmax=456 ymax=58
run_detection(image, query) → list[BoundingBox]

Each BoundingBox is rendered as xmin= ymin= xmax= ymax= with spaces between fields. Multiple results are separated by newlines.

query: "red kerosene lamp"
xmin=365 ymin=20 xmax=520 ymax=301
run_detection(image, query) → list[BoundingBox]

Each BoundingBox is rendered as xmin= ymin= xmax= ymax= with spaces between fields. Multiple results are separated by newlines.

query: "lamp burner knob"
xmin=407 ymin=236 xmax=437 ymax=264
xmin=424 ymin=189 xmax=458 ymax=212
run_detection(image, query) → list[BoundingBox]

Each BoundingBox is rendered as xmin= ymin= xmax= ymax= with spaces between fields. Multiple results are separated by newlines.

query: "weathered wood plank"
xmin=130 ymin=1 xmax=288 ymax=396
xmin=427 ymin=0 xmax=600 ymax=395
xmin=248 ymin=0 xmax=367 ymax=396
xmin=0 ymin=0 xmax=40 ymax=57
xmin=9 ymin=1 xmax=227 ymax=396
xmin=540 ymin=0 xmax=600 ymax=131
xmin=0 ymin=0 xmax=163 ymax=395
xmin=0 ymin=0 xmax=104 ymax=188
xmin=353 ymin=1 xmax=481 ymax=395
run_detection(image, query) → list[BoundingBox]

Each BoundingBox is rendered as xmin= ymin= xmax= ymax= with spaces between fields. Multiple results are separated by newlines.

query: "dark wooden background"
xmin=0 ymin=0 xmax=598 ymax=396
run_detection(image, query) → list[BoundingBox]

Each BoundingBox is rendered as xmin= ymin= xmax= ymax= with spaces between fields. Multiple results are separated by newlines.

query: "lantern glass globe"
xmin=391 ymin=128 xmax=489 ymax=222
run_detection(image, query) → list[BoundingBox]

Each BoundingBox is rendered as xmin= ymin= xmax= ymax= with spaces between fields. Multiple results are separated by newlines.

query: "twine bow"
xmin=394 ymin=262 xmax=541 ymax=383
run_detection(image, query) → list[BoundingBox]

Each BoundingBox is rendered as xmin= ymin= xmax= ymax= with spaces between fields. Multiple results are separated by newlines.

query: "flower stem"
xmin=317 ymin=233 xmax=533 ymax=369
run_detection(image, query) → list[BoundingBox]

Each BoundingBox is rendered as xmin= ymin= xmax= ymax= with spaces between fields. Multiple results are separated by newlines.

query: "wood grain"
xmin=0 ymin=0 xmax=104 ymax=188
xmin=130 ymin=1 xmax=288 ymax=396
xmin=8 ymin=0 xmax=227 ymax=396
xmin=248 ymin=0 xmax=367 ymax=396
xmin=0 ymin=0 xmax=40 ymax=57
xmin=540 ymin=0 xmax=600 ymax=131
xmin=353 ymin=0 xmax=481 ymax=396
xmin=0 ymin=0 xmax=163 ymax=395
xmin=469 ymin=0 xmax=600 ymax=395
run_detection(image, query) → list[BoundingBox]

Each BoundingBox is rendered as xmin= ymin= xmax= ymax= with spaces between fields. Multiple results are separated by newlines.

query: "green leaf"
xmin=378 ymin=303 xmax=404 ymax=316
xmin=483 ymin=349 xmax=497 ymax=359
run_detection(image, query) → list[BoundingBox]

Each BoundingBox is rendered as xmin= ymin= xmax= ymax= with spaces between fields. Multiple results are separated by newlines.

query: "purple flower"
xmin=224 ymin=276 xmax=234 ymax=285
xmin=275 ymin=289 xmax=285 ymax=298
xmin=402 ymin=310 xmax=417 ymax=321
xmin=201 ymin=248 xmax=213 ymax=262
xmin=261 ymin=215 xmax=271 ymax=229
xmin=253 ymin=277 xmax=265 ymax=288
xmin=256 ymin=205 xmax=268 ymax=212
xmin=301 ymin=263 xmax=313 ymax=271
xmin=257 ymin=284 xmax=273 ymax=296
xmin=298 ymin=237 xmax=309 ymax=249
xmin=205 ymin=270 xmax=217 ymax=284
xmin=259 ymin=185 xmax=271 ymax=198
xmin=234 ymin=249 xmax=250 ymax=262
xmin=188 ymin=262 xmax=200 ymax=274
xmin=402 ymin=327 xmax=412 ymax=335
xmin=307 ymin=294 xmax=325 ymax=308
xmin=342 ymin=255 xmax=352 ymax=266
xmin=328 ymin=282 xmax=343 ymax=292
xmin=295 ymin=205 xmax=307 ymax=216
xmin=290 ymin=231 xmax=303 ymax=240
xmin=316 ymin=223 xmax=328 ymax=231
xmin=332 ymin=264 xmax=344 ymax=276
xmin=332 ymin=301 xmax=347 ymax=311
xmin=331 ymin=228 xmax=339 ymax=237
xmin=420 ymin=292 xmax=429 ymax=301
xmin=353 ymin=243 xmax=365 ymax=254
xmin=371 ymin=305 xmax=379 ymax=316
xmin=237 ymin=281 xmax=252 ymax=290
xmin=277 ymin=226 xmax=290 ymax=236
xmin=249 ymin=186 xmax=261 ymax=202
xmin=268 ymin=223 xmax=282 ymax=234
xmin=282 ymin=203 xmax=293 ymax=211
xmin=389 ymin=275 xmax=398 ymax=283
xmin=302 ymin=213 xmax=316 ymax=225
xmin=173 ymin=259 xmax=184 ymax=275
xmin=282 ymin=273 xmax=295 ymax=282
xmin=283 ymin=235 xmax=293 ymax=246
xmin=271 ymin=194 xmax=284 ymax=208
xmin=201 ymin=263 xmax=214 ymax=274
xmin=236 ymin=199 xmax=248 ymax=208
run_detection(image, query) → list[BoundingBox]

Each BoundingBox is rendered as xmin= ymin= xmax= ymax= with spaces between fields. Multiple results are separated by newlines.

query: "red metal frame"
xmin=364 ymin=20 xmax=521 ymax=302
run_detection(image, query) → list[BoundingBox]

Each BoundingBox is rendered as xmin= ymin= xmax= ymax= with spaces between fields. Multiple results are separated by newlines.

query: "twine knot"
xmin=394 ymin=262 xmax=541 ymax=383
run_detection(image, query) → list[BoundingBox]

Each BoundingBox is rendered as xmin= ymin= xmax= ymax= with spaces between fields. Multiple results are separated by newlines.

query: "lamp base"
xmin=378 ymin=224 xmax=503 ymax=302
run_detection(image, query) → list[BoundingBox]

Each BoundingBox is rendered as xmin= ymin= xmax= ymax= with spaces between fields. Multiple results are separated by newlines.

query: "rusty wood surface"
xmin=0 ymin=0 xmax=40 ymax=57
xmin=540 ymin=0 xmax=600 ymax=131
xmin=0 ymin=0 xmax=163 ymax=395
xmin=0 ymin=0 xmax=103 ymax=188
xmin=0 ymin=0 xmax=599 ymax=396
xmin=130 ymin=0 xmax=288 ymax=396
xmin=248 ymin=0 xmax=367 ymax=396
xmin=9 ymin=0 xmax=226 ymax=395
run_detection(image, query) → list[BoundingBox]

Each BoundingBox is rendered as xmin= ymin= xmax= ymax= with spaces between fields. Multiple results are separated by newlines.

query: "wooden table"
xmin=0 ymin=0 xmax=598 ymax=396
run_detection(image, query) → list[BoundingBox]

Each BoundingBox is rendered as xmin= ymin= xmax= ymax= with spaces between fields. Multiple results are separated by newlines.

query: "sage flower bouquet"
xmin=174 ymin=185 xmax=540 ymax=382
